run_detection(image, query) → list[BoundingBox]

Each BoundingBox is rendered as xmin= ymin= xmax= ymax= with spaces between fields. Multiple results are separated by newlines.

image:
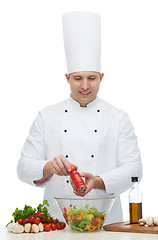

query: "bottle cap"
xmin=70 ymin=165 xmax=77 ymax=172
xmin=131 ymin=177 xmax=138 ymax=182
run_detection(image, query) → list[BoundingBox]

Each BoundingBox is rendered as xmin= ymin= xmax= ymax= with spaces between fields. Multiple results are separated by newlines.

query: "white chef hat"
xmin=62 ymin=11 xmax=101 ymax=74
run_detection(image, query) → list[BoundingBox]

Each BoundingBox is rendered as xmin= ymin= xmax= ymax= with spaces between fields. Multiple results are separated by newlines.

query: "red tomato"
xmin=37 ymin=212 xmax=43 ymax=218
xmin=17 ymin=219 xmax=23 ymax=225
xmin=42 ymin=217 xmax=46 ymax=223
xmin=91 ymin=217 xmax=101 ymax=226
xmin=63 ymin=207 xmax=67 ymax=212
xmin=28 ymin=216 xmax=34 ymax=223
xmin=51 ymin=223 xmax=57 ymax=231
xmin=46 ymin=217 xmax=51 ymax=223
xmin=61 ymin=222 xmax=66 ymax=229
xmin=44 ymin=224 xmax=51 ymax=232
xmin=23 ymin=218 xmax=29 ymax=224
xmin=52 ymin=219 xmax=58 ymax=224
xmin=33 ymin=217 xmax=41 ymax=225
xmin=56 ymin=222 xmax=62 ymax=230
xmin=74 ymin=215 xmax=82 ymax=222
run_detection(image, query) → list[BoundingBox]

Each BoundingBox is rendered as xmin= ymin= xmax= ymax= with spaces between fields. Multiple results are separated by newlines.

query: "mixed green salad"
xmin=63 ymin=205 xmax=106 ymax=232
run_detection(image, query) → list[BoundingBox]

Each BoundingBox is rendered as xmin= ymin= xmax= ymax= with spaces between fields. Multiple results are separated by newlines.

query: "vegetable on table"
xmin=7 ymin=222 xmax=24 ymax=234
xmin=24 ymin=223 xmax=31 ymax=233
xmin=44 ymin=224 xmax=51 ymax=232
xmin=6 ymin=200 xmax=66 ymax=234
xmin=38 ymin=222 xmax=44 ymax=232
xmin=51 ymin=223 xmax=57 ymax=231
xmin=31 ymin=224 xmax=39 ymax=233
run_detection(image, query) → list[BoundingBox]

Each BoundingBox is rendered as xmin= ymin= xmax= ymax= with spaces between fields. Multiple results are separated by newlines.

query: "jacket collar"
xmin=68 ymin=95 xmax=99 ymax=109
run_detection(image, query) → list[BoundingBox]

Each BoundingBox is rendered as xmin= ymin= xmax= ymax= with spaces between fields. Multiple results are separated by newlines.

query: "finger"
xmin=53 ymin=157 xmax=68 ymax=176
xmin=80 ymin=172 xmax=91 ymax=178
xmin=50 ymin=161 xmax=63 ymax=176
xmin=60 ymin=155 xmax=72 ymax=173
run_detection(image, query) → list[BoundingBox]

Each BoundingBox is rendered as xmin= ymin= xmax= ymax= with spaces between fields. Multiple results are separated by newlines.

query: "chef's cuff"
xmin=34 ymin=176 xmax=52 ymax=188
xmin=26 ymin=160 xmax=48 ymax=186
xmin=99 ymin=171 xmax=117 ymax=195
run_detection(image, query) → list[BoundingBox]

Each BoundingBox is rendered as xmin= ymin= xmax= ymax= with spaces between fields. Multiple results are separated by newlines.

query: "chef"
xmin=17 ymin=11 xmax=143 ymax=224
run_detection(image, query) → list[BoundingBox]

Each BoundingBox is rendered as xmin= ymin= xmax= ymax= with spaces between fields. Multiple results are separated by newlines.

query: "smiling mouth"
xmin=79 ymin=91 xmax=90 ymax=96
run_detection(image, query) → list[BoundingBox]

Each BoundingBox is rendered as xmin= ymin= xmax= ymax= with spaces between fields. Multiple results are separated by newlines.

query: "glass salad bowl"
xmin=54 ymin=197 xmax=115 ymax=232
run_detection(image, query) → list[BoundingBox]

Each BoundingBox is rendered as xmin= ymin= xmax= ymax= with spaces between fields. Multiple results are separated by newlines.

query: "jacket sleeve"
xmin=99 ymin=110 xmax=143 ymax=195
xmin=17 ymin=112 xmax=50 ymax=186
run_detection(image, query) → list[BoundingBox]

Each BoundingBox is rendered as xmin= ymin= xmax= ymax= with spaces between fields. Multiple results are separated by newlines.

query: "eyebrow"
xmin=88 ymin=75 xmax=98 ymax=77
xmin=73 ymin=75 xmax=98 ymax=78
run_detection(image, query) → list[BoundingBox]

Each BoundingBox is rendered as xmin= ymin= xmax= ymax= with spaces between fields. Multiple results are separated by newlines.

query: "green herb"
xmin=37 ymin=200 xmax=50 ymax=218
xmin=11 ymin=200 xmax=50 ymax=222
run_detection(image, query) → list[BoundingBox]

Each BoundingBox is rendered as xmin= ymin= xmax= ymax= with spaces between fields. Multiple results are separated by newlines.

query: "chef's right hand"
xmin=34 ymin=155 xmax=76 ymax=184
xmin=44 ymin=155 xmax=72 ymax=176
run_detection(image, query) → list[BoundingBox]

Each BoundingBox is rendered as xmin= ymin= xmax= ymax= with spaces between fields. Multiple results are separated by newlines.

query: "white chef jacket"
xmin=17 ymin=96 xmax=142 ymax=223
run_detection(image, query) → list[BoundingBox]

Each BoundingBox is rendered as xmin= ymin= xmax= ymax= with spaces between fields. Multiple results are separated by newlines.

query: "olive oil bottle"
xmin=129 ymin=177 xmax=142 ymax=223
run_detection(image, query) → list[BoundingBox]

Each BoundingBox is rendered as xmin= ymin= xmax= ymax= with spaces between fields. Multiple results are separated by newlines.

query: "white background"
xmin=0 ymin=0 xmax=158 ymax=226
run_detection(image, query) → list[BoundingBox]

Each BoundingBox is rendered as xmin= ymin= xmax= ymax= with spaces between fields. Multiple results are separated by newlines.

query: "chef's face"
xmin=65 ymin=71 xmax=104 ymax=107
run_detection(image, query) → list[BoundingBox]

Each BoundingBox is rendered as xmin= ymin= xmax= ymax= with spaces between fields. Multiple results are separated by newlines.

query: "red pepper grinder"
xmin=70 ymin=165 xmax=87 ymax=193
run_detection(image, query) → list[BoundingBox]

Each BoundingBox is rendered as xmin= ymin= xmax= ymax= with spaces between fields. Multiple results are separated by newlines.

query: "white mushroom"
xmin=24 ymin=223 xmax=31 ymax=233
xmin=38 ymin=222 xmax=44 ymax=232
xmin=7 ymin=222 xmax=16 ymax=232
xmin=31 ymin=224 xmax=39 ymax=233
xmin=146 ymin=217 xmax=154 ymax=227
xmin=11 ymin=222 xmax=24 ymax=233
xmin=138 ymin=218 xmax=146 ymax=226
xmin=153 ymin=216 xmax=158 ymax=226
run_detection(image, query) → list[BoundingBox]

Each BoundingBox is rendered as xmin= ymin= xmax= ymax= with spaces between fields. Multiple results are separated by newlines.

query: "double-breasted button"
xmin=64 ymin=130 xmax=67 ymax=133
xmin=65 ymin=155 xmax=68 ymax=158
xmin=91 ymin=155 xmax=94 ymax=158
xmin=97 ymin=109 xmax=100 ymax=112
xmin=65 ymin=110 xmax=68 ymax=112
xmin=94 ymin=130 xmax=97 ymax=132
xmin=66 ymin=180 xmax=69 ymax=183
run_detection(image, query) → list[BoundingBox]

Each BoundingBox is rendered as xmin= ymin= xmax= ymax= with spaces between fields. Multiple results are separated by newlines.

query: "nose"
xmin=81 ymin=79 xmax=89 ymax=90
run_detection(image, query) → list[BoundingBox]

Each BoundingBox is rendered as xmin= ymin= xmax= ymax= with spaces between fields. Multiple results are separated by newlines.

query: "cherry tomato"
xmin=52 ymin=219 xmax=58 ymax=224
xmin=47 ymin=217 xmax=51 ymax=223
xmin=23 ymin=218 xmax=29 ymax=224
xmin=91 ymin=218 xmax=97 ymax=226
xmin=28 ymin=215 xmax=34 ymax=223
xmin=56 ymin=222 xmax=62 ymax=230
xmin=74 ymin=215 xmax=82 ymax=222
xmin=33 ymin=217 xmax=41 ymax=225
xmin=63 ymin=207 xmax=67 ymax=212
xmin=51 ymin=223 xmax=57 ymax=231
xmin=42 ymin=217 xmax=46 ymax=223
xmin=17 ymin=219 xmax=23 ymax=225
xmin=37 ymin=212 xmax=43 ymax=218
xmin=44 ymin=224 xmax=51 ymax=231
xmin=61 ymin=222 xmax=66 ymax=229
xmin=91 ymin=217 xmax=101 ymax=226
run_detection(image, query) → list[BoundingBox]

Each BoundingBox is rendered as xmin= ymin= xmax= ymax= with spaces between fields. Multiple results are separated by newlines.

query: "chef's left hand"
xmin=70 ymin=172 xmax=102 ymax=197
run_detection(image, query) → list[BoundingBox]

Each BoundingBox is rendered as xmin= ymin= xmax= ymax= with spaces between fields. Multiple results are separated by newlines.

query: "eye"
xmin=74 ymin=77 xmax=82 ymax=80
xmin=89 ymin=77 xmax=95 ymax=80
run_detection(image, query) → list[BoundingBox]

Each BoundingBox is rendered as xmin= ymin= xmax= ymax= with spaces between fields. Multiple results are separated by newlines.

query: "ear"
xmin=100 ymin=73 xmax=104 ymax=83
xmin=65 ymin=73 xmax=70 ymax=83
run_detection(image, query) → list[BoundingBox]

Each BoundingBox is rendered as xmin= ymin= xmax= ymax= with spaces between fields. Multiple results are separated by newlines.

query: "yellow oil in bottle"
xmin=129 ymin=202 xmax=142 ymax=223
